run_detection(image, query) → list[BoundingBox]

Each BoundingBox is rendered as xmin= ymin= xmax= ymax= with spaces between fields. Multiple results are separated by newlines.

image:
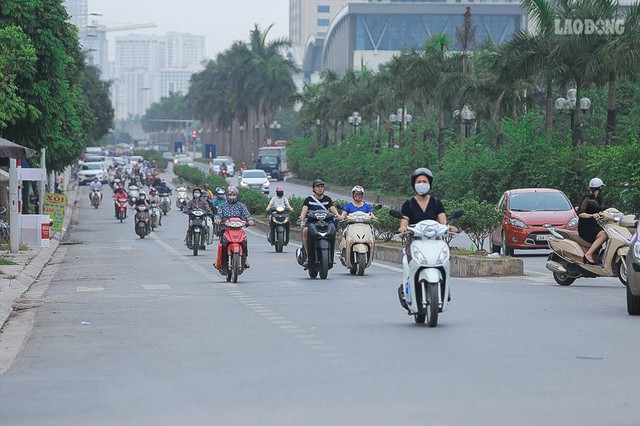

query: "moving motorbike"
xmin=176 ymin=186 xmax=188 ymax=211
xmin=134 ymin=205 xmax=151 ymax=239
xmin=267 ymin=206 xmax=291 ymax=253
xmin=159 ymin=194 xmax=171 ymax=215
xmin=546 ymin=207 xmax=634 ymax=286
xmin=149 ymin=202 xmax=161 ymax=231
xmin=296 ymin=210 xmax=337 ymax=279
xmin=338 ymin=208 xmax=380 ymax=276
xmin=115 ymin=195 xmax=128 ymax=223
xmin=215 ymin=217 xmax=249 ymax=283
xmin=186 ymin=208 xmax=208 ymax=256
xmin=390 ymin=208 xmax=463 ymax=327
xmin=90 ymin=188 xmax=101 ymax=209
xmin=128 ymin=185 xmax=140 ymax=206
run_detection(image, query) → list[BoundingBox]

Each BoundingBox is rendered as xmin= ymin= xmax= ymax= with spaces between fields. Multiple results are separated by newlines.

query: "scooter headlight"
xmin=412 ymin=247 xmax=426 ymax=263
xmin=437 ymin=246 xmax=450 ymax=265
xmin=634 ymin=241 xmax=640 ymax=259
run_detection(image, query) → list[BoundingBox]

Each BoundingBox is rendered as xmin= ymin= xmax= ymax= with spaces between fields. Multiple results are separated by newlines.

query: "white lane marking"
xmin=76 ymin=286 xmax=104 ymax=292
xmin=152 ymin=233 xmax=338 ymax=357
xmin=142 ymin=284 xmax=172 ymax=290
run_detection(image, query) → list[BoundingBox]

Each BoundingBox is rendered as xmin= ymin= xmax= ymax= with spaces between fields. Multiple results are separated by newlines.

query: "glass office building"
xmin=303 ymin=1 xmax=527 ymax=78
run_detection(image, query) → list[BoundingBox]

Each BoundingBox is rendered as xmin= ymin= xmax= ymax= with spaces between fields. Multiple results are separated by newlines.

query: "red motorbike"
xmin=115 ymin=196 xmax=128 ymax=223
xmin=215 ymin=217 xmax=249 ymax=283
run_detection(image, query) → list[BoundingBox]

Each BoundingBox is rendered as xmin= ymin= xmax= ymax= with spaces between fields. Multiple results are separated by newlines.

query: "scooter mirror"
xmin=389 ymin=209 xmax=403 ymax=219
xmin=450 ymin=209 xmax=464 ymax=219
xmin=374 ymin=204 xmax=383 ymax=210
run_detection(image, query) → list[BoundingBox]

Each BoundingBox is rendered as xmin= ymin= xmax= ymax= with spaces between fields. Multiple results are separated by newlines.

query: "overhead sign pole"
xmin=208 ymin=147 xmax=213 ymax=175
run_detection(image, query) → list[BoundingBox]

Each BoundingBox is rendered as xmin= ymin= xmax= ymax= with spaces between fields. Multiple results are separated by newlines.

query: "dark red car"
xmin=490 ymin=188 xmax=578 ymax=256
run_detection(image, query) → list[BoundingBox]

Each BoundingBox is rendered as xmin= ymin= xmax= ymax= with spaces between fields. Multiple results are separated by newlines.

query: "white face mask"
xmin=414 ymin=183 xmax=430 ymax=195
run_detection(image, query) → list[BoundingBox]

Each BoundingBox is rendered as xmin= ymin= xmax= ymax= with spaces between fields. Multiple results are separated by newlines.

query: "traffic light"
xmin=192 ymin=130 xmax=197 ymax=139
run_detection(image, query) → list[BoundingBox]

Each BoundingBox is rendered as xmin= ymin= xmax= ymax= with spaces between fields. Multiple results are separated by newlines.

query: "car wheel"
xmin=501 ymin=232 xmax=514 ymax=256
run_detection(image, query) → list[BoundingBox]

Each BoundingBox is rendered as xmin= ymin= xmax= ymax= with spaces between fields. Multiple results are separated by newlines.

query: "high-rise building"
xmin=63 ymin=0 xmax=88 ymax=29
xmin=112 ymin=33 xmax=205 ymax=120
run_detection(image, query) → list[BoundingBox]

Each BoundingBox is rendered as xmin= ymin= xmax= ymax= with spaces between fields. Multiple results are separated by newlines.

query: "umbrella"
xmin=0 ymin=137 xmax=36 ymax=159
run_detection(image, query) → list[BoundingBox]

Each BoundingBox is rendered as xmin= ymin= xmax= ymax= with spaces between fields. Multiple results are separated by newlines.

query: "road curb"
xmin=0 ymin=183 xmax=79 ymax=328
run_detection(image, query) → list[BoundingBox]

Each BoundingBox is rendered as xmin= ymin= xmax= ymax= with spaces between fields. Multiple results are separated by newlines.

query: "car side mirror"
xmin=450 ymin=209 xmax=464 ymax=219
xmin=389 ymin=209 xmax=403 ymax=219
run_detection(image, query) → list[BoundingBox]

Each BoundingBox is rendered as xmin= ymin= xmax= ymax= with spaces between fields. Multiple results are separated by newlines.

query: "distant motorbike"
xmin=149 ymin=202 xmax=161 ymax=231
xmin=215 ymin=217 xmax=249 ymax=283
xmin=134 ymin=205 xmax=151 ymax=239
xmin=115 ymin=195 xmax=128 ymax=223
xmin=90 ymin=188 xmax=101 ymax=209
xmin=338 ymin=209 xmax=379 ymax=276
xmin=186 ymin=208 xmax=207 ymax=256
xmin=546 ymin=207 xmax=634 ymax=286
xmin=296 ymin=210 xmax=337 ymax=279
xmin=267 ymin=206 xmax=291 ymax=253
xmin=390 ymin=208 xmax=464 ymax=327
xmin=128 ymin=185 xmax=140 ymax=206
xmin=176 ymin=186 xmax=188 ymax=211
xmin=159 ymin=194 xmax=171 ymax=215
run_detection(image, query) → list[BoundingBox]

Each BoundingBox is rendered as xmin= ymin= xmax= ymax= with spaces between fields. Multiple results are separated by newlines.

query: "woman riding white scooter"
xmin=396 ymin=168 xmax=457 ymax=302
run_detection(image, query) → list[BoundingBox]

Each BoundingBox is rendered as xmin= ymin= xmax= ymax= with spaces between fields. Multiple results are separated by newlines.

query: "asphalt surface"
xmin=0 ymin=179 xmax=637 ymax=426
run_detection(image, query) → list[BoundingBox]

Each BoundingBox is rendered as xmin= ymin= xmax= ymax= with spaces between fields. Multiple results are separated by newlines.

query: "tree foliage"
xmin=0 ymin=0 xmax=90 ymax=171
xmin=81 ymin=65 xmax=114 ymax=141
xmin=0 ymin=25 xmax=37 ymax=128
xmin=142 ymin=92 xmax=191 ymax=132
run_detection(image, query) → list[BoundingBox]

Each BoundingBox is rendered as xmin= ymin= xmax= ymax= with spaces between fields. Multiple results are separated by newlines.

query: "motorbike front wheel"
xmin=319 ymin=248 xmax=329 ymax=280
xmin=230 ymin=252 xmax=239 ymax=283
xmin=616 ymin=258 xmax=628 ymax=286
xmin=192 ymin=232 xmax=200 ymax=256
xmin=426 ymin=282 xmax=439 ymax=327
xmin=308 ymin=269 xmax=318 ymax=279
xmin=553 ymin=271 xmax=575 ymax=286
xmin=356 ymin=252 xmax=367 ymax=276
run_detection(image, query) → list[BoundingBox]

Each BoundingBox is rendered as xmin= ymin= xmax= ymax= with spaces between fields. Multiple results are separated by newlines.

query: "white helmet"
xmin=589 ymin=177 xmax=605 ymax=189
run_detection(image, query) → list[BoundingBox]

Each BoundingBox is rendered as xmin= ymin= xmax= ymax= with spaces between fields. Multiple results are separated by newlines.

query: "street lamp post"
xmin=347 ymin=111 xmax=362 ymax=135
xmin=388 ymin=108 xmax=412 ymax=148
xmin=453 ymin=105 xmax=476 ymax=138
xmin=269 ymin=120 xmax=281 ymax=144
xmin=253 ymin=122 xmax=260 ymax=158
xmin=554 ymin=89 xmax=591 ymax=146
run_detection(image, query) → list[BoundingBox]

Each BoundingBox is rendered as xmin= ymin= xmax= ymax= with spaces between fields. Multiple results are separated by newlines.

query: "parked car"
xmin=77 ymin=162 xmax=108 ymax=185
xmin=173 ymin=154 xmax=190 ymax=165
xmin=239 ymin=169 xmax=269 ymax=194
xmin=162 ymin=151 xmax=174 ymax=160
xmin=490 ymin=188 xmax=578 ymax=256
xmin=626 ymin=221 xmax=640 ymax=315
xmin=213 ymin=157 xmax=235 ymax=176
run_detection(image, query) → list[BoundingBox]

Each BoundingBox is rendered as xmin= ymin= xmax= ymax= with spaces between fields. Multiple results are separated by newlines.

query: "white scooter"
xmin=390 ymin=209 xmax=463 ymax=327
xmin=338 ymin=208 xmax=380 ymax=276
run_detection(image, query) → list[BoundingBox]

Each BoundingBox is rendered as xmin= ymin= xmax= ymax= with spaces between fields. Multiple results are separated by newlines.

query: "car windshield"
xmin=82 ymin=163 xmax=102 ymax=170
xmin=214 ymin=159 xmax=231 ymax=166
xmin=257 ymin=156 xmax=278 ymax=165
xmin=243 ymin=171 xmax=266 ymax=179
xmin=509 ymin=192 xmax=572 ymax=211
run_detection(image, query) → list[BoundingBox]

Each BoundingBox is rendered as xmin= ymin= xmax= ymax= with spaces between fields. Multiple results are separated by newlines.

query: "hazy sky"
xmin=89 ymin=0 xmax=290 ymax=60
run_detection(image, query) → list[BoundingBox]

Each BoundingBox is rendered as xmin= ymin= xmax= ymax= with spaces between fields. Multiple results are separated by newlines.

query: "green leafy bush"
xmin=373 ymin=206 xmax=401 ymax=241
xmin=444 ymin=198 xmax=502 ymax=251
xmin=238 ymin=188 xmax=270 ymax=215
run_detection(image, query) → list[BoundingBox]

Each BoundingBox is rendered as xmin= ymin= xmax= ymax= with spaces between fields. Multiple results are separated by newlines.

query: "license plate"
xmin=537 ymin=234 xmax=552 ymax=241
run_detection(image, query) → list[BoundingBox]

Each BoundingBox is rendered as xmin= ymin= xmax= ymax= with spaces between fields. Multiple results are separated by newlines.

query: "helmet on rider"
xmin=351 ymin=185 xmax=364 ymax=201
xmin=215 ymin=187 xmax=224 ymax=196
xmin=149 ymin=187 xmax=157 ymax=195
xmin=276 ymin=186 xmax=285 ymax=197
xmin=139 ymin=191 xmax=146 ymax=199
xmin=411 ymin=168 xmax=434 ymax=186
xmin=227 ymin=186 xmax=239 ymax=204
xmin=589 ymin=177 xmax=605 ymax=190
xmin=312 ymin=179 xmax=325 ymax=188
xmin=93 ymin=177 xmax=99 ymax=182
xmin=203 ymin=183 xmax=210 ymax=190
xmin=192 ymin=188 xmax=202 ymax=198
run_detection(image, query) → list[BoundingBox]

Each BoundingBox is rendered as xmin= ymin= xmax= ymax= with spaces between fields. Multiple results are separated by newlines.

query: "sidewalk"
xmin=0 ymin=183 xmax=78 ymax=328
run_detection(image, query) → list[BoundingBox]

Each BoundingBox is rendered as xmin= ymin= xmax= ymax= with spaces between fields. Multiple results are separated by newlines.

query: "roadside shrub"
xmin=373 ymin=206 xmax=401 ymax=241
xmin=173 ymin=164 xmax=206 ymax=186
xmin=239 ymin=188 xmax=269 ymax=215
xmin=444 ymin=198 xmax=502 ymax=251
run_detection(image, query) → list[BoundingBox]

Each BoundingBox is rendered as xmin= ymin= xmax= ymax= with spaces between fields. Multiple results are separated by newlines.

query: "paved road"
xmin=1 ymin=182 xmax=637 ymax=426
